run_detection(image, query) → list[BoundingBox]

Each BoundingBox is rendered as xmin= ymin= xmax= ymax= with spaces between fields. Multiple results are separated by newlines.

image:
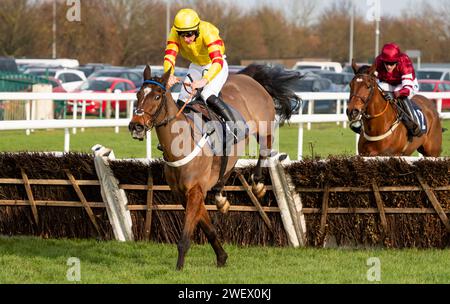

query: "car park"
xmin=68 ymin=77 xmax=136 ymax=115
xmin=0 ymin=57 xmax=19 ymax=73
xmin=88 ymin=68 xmax=142 ymax=88
xmin=292 ymin=61 xmax=343 ymax=73
xmin=288 ymin=76 xmax=340 ymax=114
xmin=416 ymin=68 xmax=450 ymax=81
xmin=24 ymin=68 xmax=86 ymax=92
xmin=418 ymin=79 xmax=450 ymax=110
xmin=312 ymin=71 xmax=354 ymax=91
xmin=228 ymin=65 xmax=246 ymax=74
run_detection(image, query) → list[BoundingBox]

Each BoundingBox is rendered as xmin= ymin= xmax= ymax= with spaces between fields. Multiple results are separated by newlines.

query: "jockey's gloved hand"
xmin=383 ymin=91 xmax=395 ymax=101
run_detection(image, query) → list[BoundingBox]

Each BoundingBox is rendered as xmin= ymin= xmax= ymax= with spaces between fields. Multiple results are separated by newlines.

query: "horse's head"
xmin=129 ymin=65 xmax=171 ymax=140
xmin=346 ymin=60 xmax=378 ymax=123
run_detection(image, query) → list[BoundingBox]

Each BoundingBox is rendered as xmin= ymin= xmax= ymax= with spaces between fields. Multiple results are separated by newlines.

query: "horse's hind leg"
xmin=198 ymin=206 xmax=228 ymax=267
xmin=176 ymin=184 xmax=204 ymax=270
xmin=251 ymin=132 xmax=273 ymax=199
xmin=418 ymin=120 xmax=443 ymax=157
xmin=213 ymin=171 xmax=233 ymax=214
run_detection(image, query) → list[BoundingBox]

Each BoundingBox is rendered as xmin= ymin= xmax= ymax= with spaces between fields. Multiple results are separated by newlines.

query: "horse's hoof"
xmin=217 ymin=253 xmax=228 ymax=267
xmin=220 ymin=201 xmax=230 ymax=214
xmin=252 ymin=182 xmax=266 ymax=199
xmin=215 ymin=194 xmax=230 ymax=214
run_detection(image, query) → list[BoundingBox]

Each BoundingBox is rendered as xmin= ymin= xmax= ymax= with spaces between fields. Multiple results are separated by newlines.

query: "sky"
xmin=226 ymin=0 xmax=439 ymax=18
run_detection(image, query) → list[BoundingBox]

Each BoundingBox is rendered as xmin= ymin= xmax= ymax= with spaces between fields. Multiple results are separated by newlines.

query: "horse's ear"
xmin=143 ymin=65 xmax=151 ymax=81
xmin=351 ymin=59 xmax=359 ymax=74
xmin=162 ymin=67 xmax=172 ymax=85
xmin=369 ymin=63 xmax=377 ymax=76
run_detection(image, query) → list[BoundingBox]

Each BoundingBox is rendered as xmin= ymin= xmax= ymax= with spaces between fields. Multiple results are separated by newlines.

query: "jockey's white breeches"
xmin=377 ymin=79 xmax=419 ymax=99
xmin=178 ymin=56 xmax=229 ymax=102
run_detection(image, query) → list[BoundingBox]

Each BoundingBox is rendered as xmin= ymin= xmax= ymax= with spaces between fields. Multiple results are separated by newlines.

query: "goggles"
xmin=178 ymin=31 xmax=196 ymax=38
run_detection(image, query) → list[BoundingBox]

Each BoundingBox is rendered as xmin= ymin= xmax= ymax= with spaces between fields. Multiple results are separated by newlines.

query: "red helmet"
xmin=380 ymin=43 xmax=401 ymax=62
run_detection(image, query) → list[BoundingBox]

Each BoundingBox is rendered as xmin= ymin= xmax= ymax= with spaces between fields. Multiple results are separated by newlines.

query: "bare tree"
xmin=283 ymin=0 xmax=317 ymax=27
xmin=0 ymin=0 xmax=44 ymax=57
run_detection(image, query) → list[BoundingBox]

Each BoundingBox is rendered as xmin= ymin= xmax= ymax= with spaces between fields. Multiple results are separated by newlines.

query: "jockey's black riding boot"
xmin=176 ymin=99 xmax=185 ymax=109
xmin=157 ymin=143 xmax=163 ymax=151
xmin=206 ymin=95 xmax=238 ymax=143
xmin=398 ymin=97 xmax=422 ymax=137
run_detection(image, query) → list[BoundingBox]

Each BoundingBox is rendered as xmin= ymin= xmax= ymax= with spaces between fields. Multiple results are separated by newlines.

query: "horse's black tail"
xmin=237 ymin=63 xmax=302 ymax=122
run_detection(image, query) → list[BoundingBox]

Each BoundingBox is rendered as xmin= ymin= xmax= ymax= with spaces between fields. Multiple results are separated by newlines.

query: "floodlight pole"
xmin=166 ymin=0 xmax=171 ymax=39
xmin=374 ymin=0 xmax=381 ymax=57
xmin=52 ymin=0 xmax=56 ymax=59
xmin=348 ymin=0 xmax=354 ymax=65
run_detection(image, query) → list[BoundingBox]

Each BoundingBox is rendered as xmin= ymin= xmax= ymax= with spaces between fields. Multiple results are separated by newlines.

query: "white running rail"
xmin=0 ymin=92 xmax=448 ymax=159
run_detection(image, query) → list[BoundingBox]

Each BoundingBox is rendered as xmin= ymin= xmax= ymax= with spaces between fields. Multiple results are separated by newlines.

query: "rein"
xmin=136 ymin=79 xmax=193 ymax=129
xmin=350 ymin=73 xmax=394 ymax=119
xmin=350 ymin=73 xmax=400 ymax=142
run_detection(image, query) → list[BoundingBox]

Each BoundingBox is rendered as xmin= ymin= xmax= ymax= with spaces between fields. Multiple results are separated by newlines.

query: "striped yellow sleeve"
xmin=202 ymin=23 xmax=225 ymax=82
xmin=163 ymin=28 xmax=180 ymax=74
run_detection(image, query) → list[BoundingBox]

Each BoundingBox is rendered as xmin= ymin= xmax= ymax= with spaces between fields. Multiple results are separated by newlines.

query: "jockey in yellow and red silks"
xmin=163 ymin=8 xmax=237 ymax=138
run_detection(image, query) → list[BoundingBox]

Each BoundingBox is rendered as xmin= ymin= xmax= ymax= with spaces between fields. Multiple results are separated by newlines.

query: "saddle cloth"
xmin=411 ymin=102 xmax=427 ymax=133
xmin=181 ymin=99 xmax=248 ymax=156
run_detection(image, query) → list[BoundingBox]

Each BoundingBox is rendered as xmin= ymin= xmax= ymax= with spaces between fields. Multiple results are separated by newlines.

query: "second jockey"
xmin=375 ymin=42 xmax=423 ymax=137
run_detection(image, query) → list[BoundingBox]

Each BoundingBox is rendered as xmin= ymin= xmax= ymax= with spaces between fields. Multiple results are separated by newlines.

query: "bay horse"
xmin=347 ymin=61 xmax=442 ymax=156
xmin=128 ymin=64 xmax=300 ymax=270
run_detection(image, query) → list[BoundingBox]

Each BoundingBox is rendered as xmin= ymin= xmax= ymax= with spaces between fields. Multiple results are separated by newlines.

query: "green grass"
xmin=0 ymin=236 xmax=449 ymax=284
xmin=0 ymin=120 xmax=448 ymax=158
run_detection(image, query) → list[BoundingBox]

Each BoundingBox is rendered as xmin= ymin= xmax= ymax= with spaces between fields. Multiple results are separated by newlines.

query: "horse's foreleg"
xmin=176 ymin=184 xmax=203 ymax=270
xmin=198 ymin=206 xmax=228 ymax=267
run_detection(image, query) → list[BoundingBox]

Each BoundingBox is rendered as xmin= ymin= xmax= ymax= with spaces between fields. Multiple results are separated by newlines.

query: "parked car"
xmin=228 ymin=65 xmax=246 ymax=74
xmin=68 ymin=77 xmax=136 ymax=115
xmin=288 ymin=76 xmax=340 ymax=114
xmin=416 ymin=68 xmax=450 ymax=81
xmin=292 ymin=61 xmax=343 ymax=73
xmin=418 ymin=79 xmax=450 ymax=109
xmin=76 ymin=63 xmax=111 ymax=77
xmin=0 ymin=56 xmax=19 ymax=73
xmin=342 ymin=62 xmax=371 ymax=74
xmin=24 ymin=68 xmax=86 ymax=92
xmin=313 ymin=71 xmax=354 ymax=92
xmin=89 ymin=68 xmax=143 ymax=88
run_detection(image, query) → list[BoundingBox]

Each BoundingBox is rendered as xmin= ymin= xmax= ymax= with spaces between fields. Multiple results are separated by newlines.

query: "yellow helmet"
xmin=173 ymin=8 xmax=200 ymax=32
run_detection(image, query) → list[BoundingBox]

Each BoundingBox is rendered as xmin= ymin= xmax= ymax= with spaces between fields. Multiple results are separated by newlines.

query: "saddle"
xmin=177 ymin=95 xmax=248 ymax=192
xmin=179 ymin=97 xmax=214 ymax=121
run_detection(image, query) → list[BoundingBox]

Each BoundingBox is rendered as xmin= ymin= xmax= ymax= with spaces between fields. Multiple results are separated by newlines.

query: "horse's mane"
xmin=356 ymin=65 xmax=371 ymax=74
xmin=237 ymin=64 xmax=303 ymax=121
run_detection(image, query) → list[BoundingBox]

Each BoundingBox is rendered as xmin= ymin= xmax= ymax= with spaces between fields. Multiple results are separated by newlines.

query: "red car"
xmin=418 ymin=79 xmax=450 ymax=109
xmin=68 ymin=77 xmax=136 ymax=115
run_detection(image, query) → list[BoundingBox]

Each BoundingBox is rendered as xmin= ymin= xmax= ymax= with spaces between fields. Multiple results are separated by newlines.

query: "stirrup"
xmin=224 ymin=122 xmax=239 ymax=144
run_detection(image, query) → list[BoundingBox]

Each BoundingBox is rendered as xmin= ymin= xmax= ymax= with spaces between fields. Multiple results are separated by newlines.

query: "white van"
xmin=292 ymin=61 xmax=343 ymax=73
xmin=16 ymin=58 xmax=79 ymax=69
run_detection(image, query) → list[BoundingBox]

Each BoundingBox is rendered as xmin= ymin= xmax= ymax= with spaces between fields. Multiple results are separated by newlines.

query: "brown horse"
xmin=347 ymin=62 xmax=442 ymax=156
xmin=128 ymin=64 xmax=299 ymax=269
